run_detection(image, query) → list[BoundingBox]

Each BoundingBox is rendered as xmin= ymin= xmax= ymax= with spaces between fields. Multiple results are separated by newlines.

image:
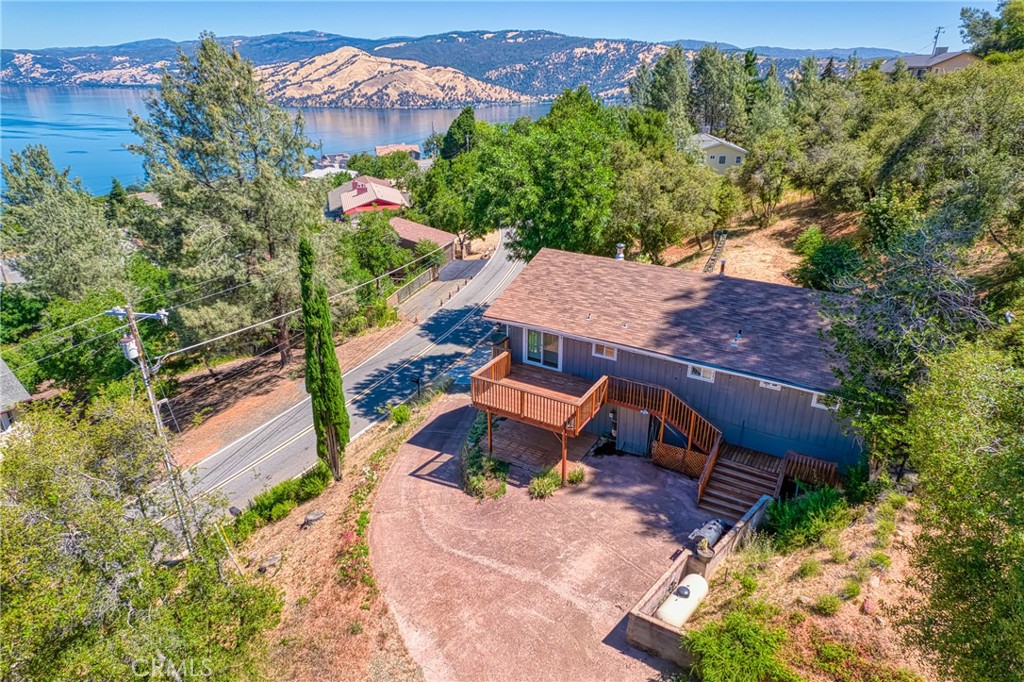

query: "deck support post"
xmin=560 ymin=431 xmax=568 ymax=485
xmin=487 ymin=410 xmax=493 ymax=453
xmin=658 ymin=389 xmax=669 ymax=444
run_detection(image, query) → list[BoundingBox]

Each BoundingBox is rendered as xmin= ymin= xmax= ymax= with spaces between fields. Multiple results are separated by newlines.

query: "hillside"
xmin=257 ymin=46 xmax=532 ymax=108
xmin=0 ymin=29 xmax=907 ymax=108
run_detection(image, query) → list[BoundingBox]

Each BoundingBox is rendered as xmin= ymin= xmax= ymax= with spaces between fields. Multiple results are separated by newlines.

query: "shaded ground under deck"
xmin=489 ymin=418 xmax=599 ymax=472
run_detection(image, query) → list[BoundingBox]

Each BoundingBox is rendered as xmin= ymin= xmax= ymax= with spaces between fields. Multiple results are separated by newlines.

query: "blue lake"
xmin=1 ymin=86 xmax=551 ymax=194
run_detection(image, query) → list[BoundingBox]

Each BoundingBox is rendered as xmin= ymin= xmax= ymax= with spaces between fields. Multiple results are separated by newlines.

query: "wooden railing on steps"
xmin=696 ymin=436 xmax=723 ymax=504
xmin=785 ymin=450 xmax=839 ymax=488
xmin=607 ymin=376 xmax=721 ymax=455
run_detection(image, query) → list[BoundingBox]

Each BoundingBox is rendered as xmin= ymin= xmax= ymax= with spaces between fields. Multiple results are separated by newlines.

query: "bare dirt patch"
xmin=663 ymin=192 xmax=860 ymax=284
xmin=690 ymin=500 xmax=935 ymax=681
xmin=170 ymin=321 xmax=411 ymax=468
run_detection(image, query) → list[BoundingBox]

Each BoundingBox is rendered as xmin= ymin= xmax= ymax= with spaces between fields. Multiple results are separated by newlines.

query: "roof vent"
xmin=731 ymin=330 xmax=743 ymax=348
xmin=615 ymin=243 xmax=625 ymax=261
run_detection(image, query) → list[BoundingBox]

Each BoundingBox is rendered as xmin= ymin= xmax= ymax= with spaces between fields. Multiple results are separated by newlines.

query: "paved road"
xmin=184 ymin=233 xmax=523 ymax=508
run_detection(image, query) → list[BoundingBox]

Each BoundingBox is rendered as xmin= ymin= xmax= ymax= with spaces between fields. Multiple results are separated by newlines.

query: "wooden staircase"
xmin=699 ymin=456 xmax=779 ymax=520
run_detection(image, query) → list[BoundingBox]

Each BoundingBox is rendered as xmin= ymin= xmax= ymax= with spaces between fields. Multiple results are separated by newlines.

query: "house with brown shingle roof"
xmin=389 ymin=217 xmax=457 ymax=263
xmin=472 ymin=249 xmax=857 ymax=517
xmin=375 ymin=143 xmax=422 ymax=160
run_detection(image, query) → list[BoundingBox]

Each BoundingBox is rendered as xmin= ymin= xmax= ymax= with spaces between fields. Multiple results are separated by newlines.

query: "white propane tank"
xmin=654 ymin=573 xmax=709 ymax=628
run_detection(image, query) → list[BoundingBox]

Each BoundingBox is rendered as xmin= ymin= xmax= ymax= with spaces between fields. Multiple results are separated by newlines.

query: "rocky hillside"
xmin=257 ymin=47 xmax=531 ymax=108
xmin=0 ymin=29 xmax=905 ymax=108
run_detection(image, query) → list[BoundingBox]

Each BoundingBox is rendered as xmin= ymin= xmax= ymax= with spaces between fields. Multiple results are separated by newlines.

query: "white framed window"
xmin=758 ymin=380 xmax=782 ymax=391
xmin=718 ymin=156 xmax=726 ymax=165
xmin=688 ymin=365 xmax=716 ymax=383
xmin=735 ymin=156 xmax=742 ymax=164
xmin=592 ymin=343 xmax=617 ymax=361
xmin=811 ymin=393 xmax=836 ymax=410
xmin=708 ymin=154 xmax=715 ymax=161
xmin=525 ymin=328 xmax=561 ymax=370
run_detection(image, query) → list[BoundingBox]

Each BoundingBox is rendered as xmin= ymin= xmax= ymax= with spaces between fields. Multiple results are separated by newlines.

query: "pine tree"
xmin=299 ymin=236 xmax=349 ymax=481
xmin=105 ymin=177 xmax=127 ymax=221
xmin=441 ymin=106 xmax=476 ymax=160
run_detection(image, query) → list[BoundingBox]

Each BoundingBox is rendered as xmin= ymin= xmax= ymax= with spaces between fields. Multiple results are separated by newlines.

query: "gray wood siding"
xmin=501 ymin=326 xmax=861 ymax=468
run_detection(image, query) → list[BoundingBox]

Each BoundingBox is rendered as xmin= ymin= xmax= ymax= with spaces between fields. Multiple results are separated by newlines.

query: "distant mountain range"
xmin=0 ymin=30 xmax=906 ymax=108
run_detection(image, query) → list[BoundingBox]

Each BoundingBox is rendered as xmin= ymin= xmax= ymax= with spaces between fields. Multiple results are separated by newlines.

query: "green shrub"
xmin=830 ymin=547 xmax=850 ymax=564
xmin=740 ymin=531 xmax=776 ymax=571
xmin=861 ymin=186 xmax=922 ymax=250
xmin=886 ymin=492 xmax=908 ymax=510
xmin=853 ymin=561 xmax=871 ymax=584
xmin=815 ymin=594 xmax=842 ymax=616
xmin=794 ymin=224 xmax=826 ymax=257
xmin=388 ymin=403 xmax=412 ymax=425
xmin=840 ymin=580 xmax=861 ymax=600
xmin=528 ymin=467 xmax=561 ymax=499
xmin=566 ymin=465 xmax=585 ymax=485
xmin=765 ymin=486 xmax=850 ymax=552
xmin=794 ymin=239 xmax=863 ymax=291
xmin=269 ymin=500 xmax=297 ymax=522
xmin=738 ymin=571 xmax=759 ymax=595
xmin=462 ymin=412 xmax=509 ymax=499
xmin=225 ymin=461 xmax=334 ymax=543
xmin=797 ymin=558 xmax=823 ymax=579
xmin=684 ymin=608 xmax=801 ymax=682
xmin=844 ymin=461 xmax=890 ymax=504
xmin=869 ymin=551 xmax=892 ymax=570
xmin=820 ymin=531 xmax=841 ymax=550
xmin=348 ymin=620 xmax=364 ymax=636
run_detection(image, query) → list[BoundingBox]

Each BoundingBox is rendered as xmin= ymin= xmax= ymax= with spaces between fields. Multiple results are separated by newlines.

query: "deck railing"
xmin=470 ymin=352 xmax=607 ymax=436
xmin=607 ymin=376 xmax=721 ymax=454
xmin=696 ymin=436 xmax=723 ymax=504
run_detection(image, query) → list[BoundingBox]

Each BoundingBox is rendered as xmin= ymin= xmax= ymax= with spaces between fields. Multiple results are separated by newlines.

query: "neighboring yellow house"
xmin=690 ymin=133 xmax=747 ymax=174
xmin=880 ymin=47 xmax=981 ymax=78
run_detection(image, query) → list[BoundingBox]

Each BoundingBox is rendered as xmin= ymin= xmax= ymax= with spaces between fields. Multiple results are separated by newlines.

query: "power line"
xmin=9 ymin=325 xmax=129 ymax=373
xmin=155 ymin=244 xmax=444 ymax=362
xmin=3 ymin=310 xmax=112 ymax=352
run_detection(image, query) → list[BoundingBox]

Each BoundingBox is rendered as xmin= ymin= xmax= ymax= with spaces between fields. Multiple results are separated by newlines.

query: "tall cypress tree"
xmin=299 ymin=236 xmax=349 ymax=480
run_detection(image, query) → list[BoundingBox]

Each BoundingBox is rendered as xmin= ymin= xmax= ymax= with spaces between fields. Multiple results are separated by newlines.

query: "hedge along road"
xmin=177 ymin=231 xmax=524 ymax=509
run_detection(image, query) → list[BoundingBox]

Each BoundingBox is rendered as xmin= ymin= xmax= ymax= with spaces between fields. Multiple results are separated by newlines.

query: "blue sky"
xmin=3 ymin=1 xmax=991 ymax=52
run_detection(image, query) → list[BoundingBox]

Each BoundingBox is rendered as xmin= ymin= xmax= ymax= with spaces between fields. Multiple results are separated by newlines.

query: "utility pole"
xmin=106 ymin=304 xmax=194 ymax=555
xmin=932 ymin=26 xmax=945 ymax=54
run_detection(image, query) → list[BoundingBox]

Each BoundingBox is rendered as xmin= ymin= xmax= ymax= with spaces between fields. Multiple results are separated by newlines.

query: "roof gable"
xmin=388 ymin=217 xmax=456 ymax=246
xmin=485 ymin=249 xmax=838 ymax=392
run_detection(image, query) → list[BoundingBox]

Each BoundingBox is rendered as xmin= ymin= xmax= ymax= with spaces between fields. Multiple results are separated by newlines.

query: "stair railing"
xmin=696 ymin=435 xmax=723 ymax=504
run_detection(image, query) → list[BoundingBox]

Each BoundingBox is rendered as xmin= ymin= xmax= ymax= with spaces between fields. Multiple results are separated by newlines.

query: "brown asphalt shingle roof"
xmin=389 ymin=217 xmax=456 ymax=247
xmin=484 ymin=249 xmax=839 ymax=392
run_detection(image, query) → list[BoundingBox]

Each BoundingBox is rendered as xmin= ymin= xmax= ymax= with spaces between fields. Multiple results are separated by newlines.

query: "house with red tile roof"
xmin=326 ymin=176 xmax=410 ymax=217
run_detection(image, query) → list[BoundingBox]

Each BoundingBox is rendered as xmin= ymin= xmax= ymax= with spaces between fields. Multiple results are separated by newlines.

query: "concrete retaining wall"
xmin=625 ymin=494 xmax=774 ymax=669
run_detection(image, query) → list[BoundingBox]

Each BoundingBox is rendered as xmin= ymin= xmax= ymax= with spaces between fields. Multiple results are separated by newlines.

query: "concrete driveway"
xmin=370 ymin=396 xmax=717 ymax=682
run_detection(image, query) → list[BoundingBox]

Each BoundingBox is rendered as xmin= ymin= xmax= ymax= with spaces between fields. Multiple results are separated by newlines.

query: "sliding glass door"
xmin=526 ymin=328 xmax=560 ymax=370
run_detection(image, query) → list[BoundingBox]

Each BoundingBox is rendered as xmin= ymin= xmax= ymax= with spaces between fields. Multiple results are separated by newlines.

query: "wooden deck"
xmin=718 ymin=443 xmax=784 ymax=476
xmin=470 ymin=352 xmax=607 ymax=436
xmin=490 ymin=419 xmax=598 ymax=472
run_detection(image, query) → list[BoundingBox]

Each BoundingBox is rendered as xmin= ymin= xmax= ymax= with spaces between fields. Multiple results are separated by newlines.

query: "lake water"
xmin=1 ymin=86 xmax=552 ymax=194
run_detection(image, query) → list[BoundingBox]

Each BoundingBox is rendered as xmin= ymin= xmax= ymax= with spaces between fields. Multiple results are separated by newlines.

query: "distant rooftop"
xmin=690 ymin=133 xmax=747 ymax=154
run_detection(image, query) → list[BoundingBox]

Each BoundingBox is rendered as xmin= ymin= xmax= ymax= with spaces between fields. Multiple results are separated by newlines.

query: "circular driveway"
xmin=370 ymin=396 xmax=716 ymax=681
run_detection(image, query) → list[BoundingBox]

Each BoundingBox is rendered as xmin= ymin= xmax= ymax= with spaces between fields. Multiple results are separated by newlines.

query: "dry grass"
xmin=234 ymin=397 xmax=459 ymax=682
xmin=663 ymin=191 xmax=860 ymax=284
xmin=689 ymin=499 xmax=935 ymax=682
xmin=171 ymin=320 xmax=412 ymax=467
